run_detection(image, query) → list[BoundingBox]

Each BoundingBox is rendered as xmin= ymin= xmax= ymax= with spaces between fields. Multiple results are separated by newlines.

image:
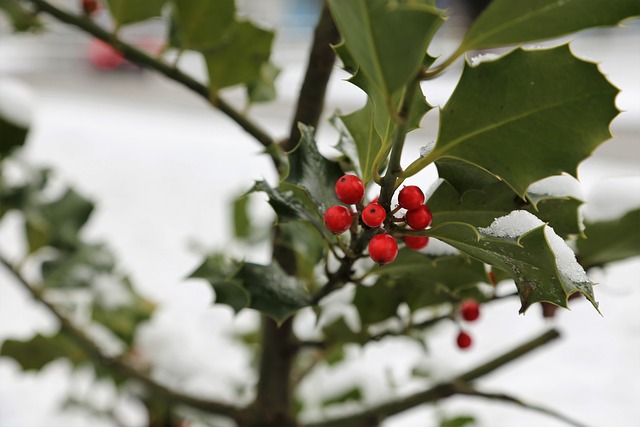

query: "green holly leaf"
xmin=190 ymin=256 xmax=312 ymax=322
xmin=415 ymin=46 xmax=618 ymax=198
xmin=0 ymin=0 xmax=41 ymax=32
xmin=203 ymin=21 xmax=274 ymax=91
xmin=170 ymin=0 xmax=235 ymax=51
xmin=287 ymin=124 xmax=343 ymax=211
xmin=357 ymin=251 xmax=487 ymax=322
xmin=323 ymin=316 xmax=369 ymax=348
xmin=273 ymin=221 xmax=325 ymax=281
xmin=328 ymin=0 xmax=443 ymax=96
xmin=106 ymin=0 xmax=165 ymax=27
xmin=0 ymin=333 xmax=86 ymax=371
xmin=426 ymin=211 xmax=598 ymax=313
xmin=435 ymin=159 xmax=585 ymax=237
xmin=247 ymin=62 xmax=280 ymax=104
xmin=576 ymin=209 xmax=640 ymax=269
xmin=232 ymin=193 xmax=252 ymax=240
xmin=461 ymin=0 xmax=640 ymax=51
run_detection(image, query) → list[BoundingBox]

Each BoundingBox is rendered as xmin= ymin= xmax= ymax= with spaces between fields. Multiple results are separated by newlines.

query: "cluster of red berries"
xmin=323 ymin=174 xmax=433 ymax=265
xmin=456 ymin=300 xmax=480 ymax=350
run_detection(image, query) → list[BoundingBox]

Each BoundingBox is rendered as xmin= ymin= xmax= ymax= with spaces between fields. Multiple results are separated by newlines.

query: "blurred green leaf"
xmin=24 ymin=188 xmax=94 ymax=253
xmin=274 ymin=221 xmax=325 ymax=281
xmin=232 ymin=193 xmax=252 ymax=240
xmin=171 ymin=0 xmax=235 ymax=51
xmin=0 ymin=333 xmax=86 ymax=371
xmin=204 ymin=21 xmax=274 ymax=91
xmin=92 ymin=287 xmax=155 ymax=346
xmin=322 ymin=386 xmax=363 ymax=408
xmin=461 ymin=0 xmax=640 ymax=51
xmin=440 ymin=415 xmax=476 ymax=427
xmin=0 ymin=114 xmax=28 ymax=157
xmin=576 ymin=209 xmax=640 ymax=268
xmin=106 ymin=0 xmax=165 ymax=27
xmin=0 ymin=0 xmax=40 ymax=32
xmin=247 ymin=62 xmax=280 ymax=104
xmin=41 ymin=244 xmax=115 ymax=289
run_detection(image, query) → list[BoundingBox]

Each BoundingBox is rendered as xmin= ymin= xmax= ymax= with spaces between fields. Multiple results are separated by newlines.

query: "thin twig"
xmin=303 ymin=329 xmax=561 ymax=427
xmin=24 ymin=0 xmax=276 ymax=152
xmin=0 ymin=255 xmax=243 ymax=420
xmin=454 ymin=385 xmax=591 ymax=427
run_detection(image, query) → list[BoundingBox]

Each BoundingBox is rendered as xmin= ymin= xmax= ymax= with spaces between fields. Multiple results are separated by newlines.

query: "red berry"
xmin=88 ymin=39 xmax=124 ymax=70
xmin=324 ymin=205 xmax=353 ymax=234
xmin=456 ymin=330 xmax=472 ymax=349
xmin=398 ymin=185 xmax=425 ymax=210
xmin=403 ymin=233 xmax=429 ymax=250
xmin=82 ymin=0 xmax=100 ymax=16
xmin=361 ymin=203 xmax=386 ymax=228
xmin=335 ymin=174 xmax=365 ymax=205
xmin=460 ymin=300 xmax=480 ymax=322
xmin=405 ymin=205 xmax=432 ymax=230
xmin=368 ymin=234 xmax=398 ymax=265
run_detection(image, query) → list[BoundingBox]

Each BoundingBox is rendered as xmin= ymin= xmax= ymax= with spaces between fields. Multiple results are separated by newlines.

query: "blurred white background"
xmin=1 ymin=1 xmax=639 ymax=426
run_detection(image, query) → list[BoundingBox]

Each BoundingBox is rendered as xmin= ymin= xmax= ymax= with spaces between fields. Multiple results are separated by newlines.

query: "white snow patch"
xmin=92 ymin=275 xmax=133 ymax=309
xmin=479 ymin=210 xmax=544 ymax=239
xmin=469 ymin=53 xmax=500 ymax=66
xmin=582 ymin=176 xmax=640 ymax=222
xmin=0 ymin=78 xmax=34 ymax=127
xmin=419 ymin=140 xmax=435 ymax=157
xmin=544 ymin=227 xmax=589 ymax=283
xmin=527 ymin=175 xmax=584 ymax=200
xmin=480 ymin=211 xmax=589 ymax=283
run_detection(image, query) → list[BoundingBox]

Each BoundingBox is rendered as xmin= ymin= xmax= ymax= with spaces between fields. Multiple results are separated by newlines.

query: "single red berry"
xmin=362 ymin=203 xmax=386 ymax=228
xmin=335 ymin=174 xmax=365 ymax=205
xmin=82 ymin=0 xmax=100 ymax=15
xmin=398 ymin=185 xmax=425 ymax=210
xmin=456 ymin=330 xmax=472 ymax=349
xmin=460 ymin=300 xmax=480 ymax=322
xmin=405 ymin=205 xmax=432 ymax=230
xmin=403 ymin=233 xmax=429 ymax=250
xmin=368 ymin=234 xmax=398 ymax=265
xmin=88 ymin=39 xmax=124 ymax=70
xmin=324 ymin=205 xmax=353 ymax=234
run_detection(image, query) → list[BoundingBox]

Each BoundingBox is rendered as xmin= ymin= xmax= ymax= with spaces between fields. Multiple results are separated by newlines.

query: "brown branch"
xmin=284 ymin=1 xmax=340 ymax=150
xmin=303 ymin=328 xmax=561 ymax=427
xmin=0 ymin=256 xmax=242 ymax=421
xmin=23 ymin=0 xmax=276 ymax=152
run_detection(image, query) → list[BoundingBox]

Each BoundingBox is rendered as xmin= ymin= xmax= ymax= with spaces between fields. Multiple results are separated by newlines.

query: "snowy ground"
xmin=0 ymin=12 xmax=639 ymax=427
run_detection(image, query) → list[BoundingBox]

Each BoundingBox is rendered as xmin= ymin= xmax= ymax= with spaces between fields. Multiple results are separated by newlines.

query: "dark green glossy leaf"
xmin=323 ymin=316 xmax=369 ymax=348
xmin=0 ymin=333 xmax=86 ymax=371
xmin=358 ymin=250 xmax=487 ymax=320
xmin=461 ymin=0 xmax=640 ymax=51
xmin=426 ymin=219 xmax=598 ymax=313
xmin=190 ymin=255 xmax=311 ymax=322
xmin=274 ymin=221 xmax=325 ymax=281
xmin=328 ymin=0 xmax=443 ymax=95
xmin=106 ymin=0 xmax=165 ymax=27
xmin=434 ymin=160 xmax=584 ymax=238
xmin=576 ymin=209 xmax=640 ymax=269
xmin=236 ymin=262 xmax=312 ymax=323
xmin=287 ymin=124 xmax=343 ymax=211
xmin=171 ymin=0 xmax=235 ymax=51
xmin=204 ymin=21 xmax=274 ymax=91
xmin=418 ymin=46 xmax=618 ymax=198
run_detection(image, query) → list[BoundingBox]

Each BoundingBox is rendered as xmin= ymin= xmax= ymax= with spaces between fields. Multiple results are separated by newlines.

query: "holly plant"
xmin=1 ymin=1 xmax=639 ymax=427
